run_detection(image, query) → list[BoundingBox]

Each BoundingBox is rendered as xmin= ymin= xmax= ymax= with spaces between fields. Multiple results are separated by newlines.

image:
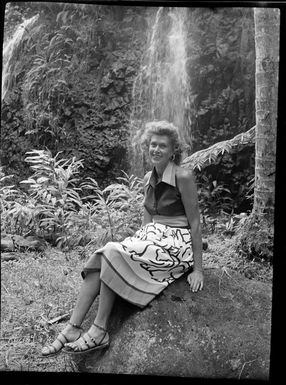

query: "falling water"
xmin=129 ymin=7 xmax=192 ymax=177
xmin=2 ymin=14 xmax=39 ymax=100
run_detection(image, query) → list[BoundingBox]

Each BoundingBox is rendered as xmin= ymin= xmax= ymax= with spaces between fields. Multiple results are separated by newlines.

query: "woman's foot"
xmin=41 ymin=322 xmax=82 ymax=357
xmin=63 ymin=322 xmax=109 ymax=354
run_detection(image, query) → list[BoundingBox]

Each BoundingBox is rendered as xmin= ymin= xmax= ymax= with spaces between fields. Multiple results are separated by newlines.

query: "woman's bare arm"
xmin=142 ymin=172 xmax=152 ymax=226
xmin=176 ymin=168 xmax=204 ymax=291
xmin=143 ymin=207 xmax=152 ymax=225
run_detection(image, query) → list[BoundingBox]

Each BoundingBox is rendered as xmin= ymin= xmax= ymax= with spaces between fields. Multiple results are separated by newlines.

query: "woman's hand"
xmin=187 ymin=270 xmax=204 ymax=292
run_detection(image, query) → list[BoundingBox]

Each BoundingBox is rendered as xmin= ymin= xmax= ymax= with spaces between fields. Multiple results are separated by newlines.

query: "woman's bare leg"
xmin=42 ymin=259 xmax=101 ymax=355
xmin=69 ymin=270 xmax=101 ymax=325
xmin=93 ymin=281 xmax=116 ymax=328
xmin=64 ymin=281 xmax=116 ymax=352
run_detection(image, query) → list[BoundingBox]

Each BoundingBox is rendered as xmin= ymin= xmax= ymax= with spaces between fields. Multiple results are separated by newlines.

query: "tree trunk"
xmin=253 ymin=8 xmax=280 ymax=218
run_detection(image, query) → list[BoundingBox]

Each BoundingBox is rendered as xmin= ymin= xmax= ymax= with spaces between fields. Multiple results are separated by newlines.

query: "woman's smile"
xmin=149 ymin=135 xmax=173 ymax=168
xmin=151 ymin=153 xmax=161 ymax=160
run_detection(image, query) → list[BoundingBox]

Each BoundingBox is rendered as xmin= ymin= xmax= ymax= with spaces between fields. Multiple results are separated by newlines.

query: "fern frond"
xmin=182 ymin=126 xmax=255 ymax=171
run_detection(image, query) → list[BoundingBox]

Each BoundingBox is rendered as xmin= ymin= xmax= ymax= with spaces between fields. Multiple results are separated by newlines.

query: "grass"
xmin=1 ymin=227 xmax=273 ymax=373
xmin=0 ymin=246 xmax=91 ymax=372
xmin=203 ymin=232 xmax=273 ymax=283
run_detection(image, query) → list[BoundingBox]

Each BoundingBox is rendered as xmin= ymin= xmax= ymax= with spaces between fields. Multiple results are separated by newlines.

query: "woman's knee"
xmin=81 ymin=253 xmax=102 ymax=279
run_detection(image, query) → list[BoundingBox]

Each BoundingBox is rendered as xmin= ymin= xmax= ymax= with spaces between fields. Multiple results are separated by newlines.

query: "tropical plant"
xmin=197 ymin=175 xmax=233 ymax=217
xmin=19 ymin=149 xmax=83 ymax=242
xmin=1 ymin=148 xmax=144 ymax=248
xmin=0 ymin=167 xmax=26 ymax=234
xmin=80 ymin=172 xmax=144 ymax=243
xmin=107 ymin=172 xmax=144 ymax=240
xmin=0 ymin=168 xmax=18 ymax=212
xmin=218 ymin=212 xmax=249 ymax=237
xmin=80 ymin=177 xmax=117 ymax=241
xmin=55 ymin=202 xmax=103 ymax=249
xmin=182 ymin=126 xmax=255 ymax=171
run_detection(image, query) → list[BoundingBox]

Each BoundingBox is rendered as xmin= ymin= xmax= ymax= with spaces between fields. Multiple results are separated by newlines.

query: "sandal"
xmin=41 ymin=321 xmax=83 ymax=357
xmin=63 ymin=322 xmax=110 ymax=355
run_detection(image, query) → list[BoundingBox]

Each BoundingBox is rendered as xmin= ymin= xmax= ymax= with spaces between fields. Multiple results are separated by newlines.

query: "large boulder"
xmin=74 ymin=268 xmax=271 ymax=379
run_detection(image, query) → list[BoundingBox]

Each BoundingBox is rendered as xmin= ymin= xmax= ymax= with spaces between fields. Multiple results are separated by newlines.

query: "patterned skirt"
xmin=82 ymin=223 xmax=193 ymax=308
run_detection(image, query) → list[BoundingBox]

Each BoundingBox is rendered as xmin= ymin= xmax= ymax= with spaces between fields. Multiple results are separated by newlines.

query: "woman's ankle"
xmin=93 ymin=321 xmax=107 ymax=332
xmin=66 ymin=320 xmax=82 ymax=331
xmin=69 ymin=320 xmax=82 ymax=327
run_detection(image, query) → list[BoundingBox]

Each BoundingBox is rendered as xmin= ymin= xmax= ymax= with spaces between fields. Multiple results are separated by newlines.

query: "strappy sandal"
xmin=41 ymin=321 xmax=83 ymax=357
xmin=63 ymin=322 xmax=110 ymax=355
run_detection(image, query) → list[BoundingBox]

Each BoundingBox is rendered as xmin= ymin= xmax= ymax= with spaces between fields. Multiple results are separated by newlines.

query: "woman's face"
xmin=149 ymin=134 xmax=173 ymax=168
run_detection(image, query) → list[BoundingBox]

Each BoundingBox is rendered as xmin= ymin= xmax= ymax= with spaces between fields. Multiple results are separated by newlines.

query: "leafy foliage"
xmin=21 ymin=150 xmax=83 ymax=208
xmin=0 ymin=168 xmax=18 ymax=210
xmin=197 ymin=175 xmax=233 ymax=218
xmin=17 ymin=150 xmax=83 ymax=242
xmin=2 ymin=150 xmax=82 ymax=241
xmin=105 ymin=172 xmax=144 ymax=239
xmin=182 ymin=126 xmax=255 ymax=171
xmin=1 ymin=90 xmax=31 ymax=181
xmin=3 ymin=2 xmax=35 ymax=42
xmin=1 ymin=150 xmax=144 ymax=249
xmin=80 ymin=172 xmax=144 ymax=243
xmin=2 ymin=3 xmax=149 ymax=186
xmin=0 ymin=167 xmax=26 ymax=234
xmin=184 ymin=126 xmax=255 ymax=214
xmin=52 ymin=170 xmax=144 ymax=248
xmin=186 ymin=8 xmax=255 ymax=152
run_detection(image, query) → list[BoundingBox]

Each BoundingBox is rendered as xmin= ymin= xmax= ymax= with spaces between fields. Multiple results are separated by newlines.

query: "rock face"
xmin=74 ymin=268 xmax=271 ymax=379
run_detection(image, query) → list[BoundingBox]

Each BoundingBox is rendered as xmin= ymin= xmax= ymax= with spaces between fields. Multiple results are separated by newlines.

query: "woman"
xmin=41 ymin=120 xmax=204 ymax=356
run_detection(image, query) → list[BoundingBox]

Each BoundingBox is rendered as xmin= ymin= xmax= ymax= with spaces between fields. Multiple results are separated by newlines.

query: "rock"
xmin=73 ymin=268 xmax=271 ymax=379
xmin=1 ymin=237 xmax=14 ymax=251
xmin=18 ymin=235 xmax=46 ymax=251
xmin=1 ymin=234 xmax=46 ymax=252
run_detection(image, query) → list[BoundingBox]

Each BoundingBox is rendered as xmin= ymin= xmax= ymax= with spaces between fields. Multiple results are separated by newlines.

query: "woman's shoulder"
xmin=144 ymin=170 xmax=152 ymax=179
xmin=175 ymin=165 xmax=194 ymax=181
xmin=143 ymin=171 xmax=152 ymax=184
xmin=175 ymin=165 xmax=197 ymax=194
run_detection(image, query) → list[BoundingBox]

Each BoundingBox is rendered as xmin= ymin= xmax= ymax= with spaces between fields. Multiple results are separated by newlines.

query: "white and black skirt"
xmin=82 ymin=223 xmax=193 ymax=308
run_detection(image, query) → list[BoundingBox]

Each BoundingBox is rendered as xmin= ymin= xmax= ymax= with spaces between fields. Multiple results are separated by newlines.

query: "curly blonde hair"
xmin=141 ymin=120 xmax=183 ymax=165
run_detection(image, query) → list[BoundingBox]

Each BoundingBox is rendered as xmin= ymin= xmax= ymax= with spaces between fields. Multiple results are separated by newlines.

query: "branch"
xmin=181 ymin=126 xmax=255 ymax=171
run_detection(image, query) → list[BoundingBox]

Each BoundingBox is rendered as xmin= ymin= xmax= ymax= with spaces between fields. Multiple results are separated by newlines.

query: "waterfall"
xmin=2 ymin=15 xmax=39 ymax=101
xmin=129 ymin=7 xmax=192 ymax=177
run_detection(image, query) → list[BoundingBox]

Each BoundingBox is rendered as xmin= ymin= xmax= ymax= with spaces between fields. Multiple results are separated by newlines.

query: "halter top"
xmin=144 ymin=162 xmax=188 ymax=227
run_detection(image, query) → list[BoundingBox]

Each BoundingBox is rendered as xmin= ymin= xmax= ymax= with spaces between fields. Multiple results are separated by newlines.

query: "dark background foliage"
xmin=2 ymin=3 xmax=255 ymax=210
xmin=187 ymin=8 xmax=255 ymax=149
xmin=185 ymin=7 xmax=255 ymax=213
